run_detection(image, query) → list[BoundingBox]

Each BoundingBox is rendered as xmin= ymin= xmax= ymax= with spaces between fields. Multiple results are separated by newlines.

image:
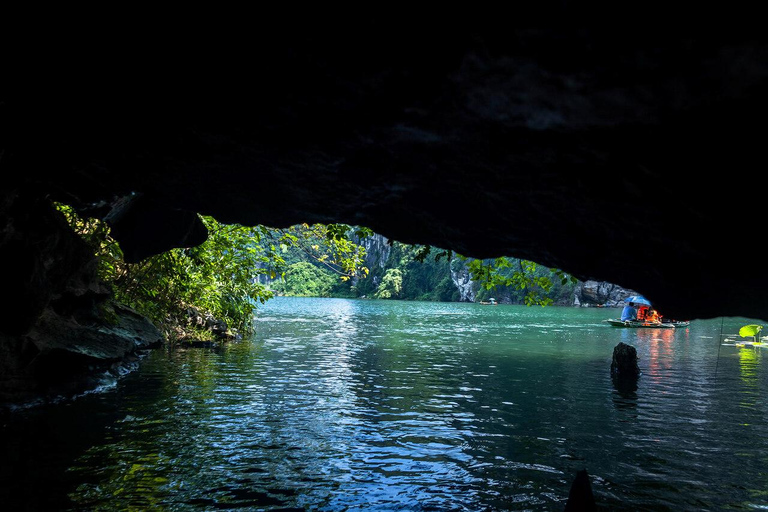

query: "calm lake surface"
xmin=2 ymin=297 xmax=767 ymax=510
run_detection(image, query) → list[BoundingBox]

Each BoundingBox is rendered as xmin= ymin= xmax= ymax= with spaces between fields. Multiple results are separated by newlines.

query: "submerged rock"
xmin=564 ymin=469 xmax=596 ymax=512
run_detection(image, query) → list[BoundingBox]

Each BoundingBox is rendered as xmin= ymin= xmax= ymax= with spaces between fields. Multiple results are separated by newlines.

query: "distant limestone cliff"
xmin=573 ymin=281 xmax=637 ymax=307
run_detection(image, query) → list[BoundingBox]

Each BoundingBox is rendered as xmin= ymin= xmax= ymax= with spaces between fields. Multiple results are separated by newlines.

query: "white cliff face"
xmin=361 ymin=234 xmax=391 ymax=269
xmin=450 ymin=259 xmax=476 ymax=302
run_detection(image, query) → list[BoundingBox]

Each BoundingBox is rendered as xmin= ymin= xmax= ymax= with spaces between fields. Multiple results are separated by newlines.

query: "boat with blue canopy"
xmin=603 ymin=295 xmax=689 ymax=328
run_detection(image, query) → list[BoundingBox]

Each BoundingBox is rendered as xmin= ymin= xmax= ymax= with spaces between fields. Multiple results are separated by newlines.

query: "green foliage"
xmin=398 ymin=245 xmax=455 ymax=301
xmin=56 ymin=203 xmax=124 ymax=283
xmin=56 ymin=203 xmax=371 ymax=339
xmin=464 ymin=256 xmax=577 ymax=306
xmin=60 ymin=197 xmax=576 ymax=315
xmin=412 ymin=244 xmax=452 ymax=264
xmin=276 ymin=235 xmax=577 ymax=306
xmin=344 ymin=242 xmax=456 ymax=301
xmin=267 ymin=223 xmax=369 ymax=282
xmin=271 ymin=262 xmax=337 ymax=297
xmin=398 ymin=244 xmax=576 ymax=306
xmin=374 ymin=268 xmax=403 ymax=299
xmin=739 ymin=324 xmax=763 ymax=339
xmin=57 ymin=205 xmax=281 ymax=336
xmin=465 ymin=258 xmax=550 ymax=306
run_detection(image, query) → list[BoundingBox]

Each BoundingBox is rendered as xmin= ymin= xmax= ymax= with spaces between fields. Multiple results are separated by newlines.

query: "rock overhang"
xmin=3 ymin=27 xmax=768 ymax=321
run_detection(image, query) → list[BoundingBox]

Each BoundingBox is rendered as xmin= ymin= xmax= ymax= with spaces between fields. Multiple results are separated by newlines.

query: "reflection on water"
xmin=738 ymin=347 xmax=761 ymax=410
xmin=1 ymin=298 xmax=767 ymax=510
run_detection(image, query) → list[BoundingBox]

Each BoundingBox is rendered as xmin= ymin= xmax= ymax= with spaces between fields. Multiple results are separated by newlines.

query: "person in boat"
xmin=645 ymin=308 xmax=661 ymax=324
xmin=621 ymin=302 xmax=638 ymax=322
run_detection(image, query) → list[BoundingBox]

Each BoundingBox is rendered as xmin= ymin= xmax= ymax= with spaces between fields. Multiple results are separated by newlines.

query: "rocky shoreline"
xmin=0 ymin=302 xmax=163 ymax=412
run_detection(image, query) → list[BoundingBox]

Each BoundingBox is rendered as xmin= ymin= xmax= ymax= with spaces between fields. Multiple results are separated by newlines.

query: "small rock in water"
xmin=610 ymin=342 xmax=640 ymax=379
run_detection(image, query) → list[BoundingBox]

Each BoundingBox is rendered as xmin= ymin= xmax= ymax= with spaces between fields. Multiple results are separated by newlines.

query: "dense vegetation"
xmin=272 ymin=238 xmax=578 ymax=306
xmin=57 ymin=204 xmax=368 ymax=341
xmin=58 ymin=203 xmax=575 ymax=342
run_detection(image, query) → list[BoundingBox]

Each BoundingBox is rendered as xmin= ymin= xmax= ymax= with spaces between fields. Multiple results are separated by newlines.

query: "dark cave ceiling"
xmin=4 ymin=27 xmax=768 ymax=321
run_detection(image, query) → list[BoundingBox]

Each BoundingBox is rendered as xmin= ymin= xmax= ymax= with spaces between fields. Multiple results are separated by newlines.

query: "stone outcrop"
xmin=0 ymin=189 xmax=164 ymax=405
xmin=360 ymin=233 xmax=392 ymax=270
xmin=1 ymin=302 xmax=162 ymax=406
xmin=564 ymin=469 xmax=597 ymax=512
xmin=180 ymin=306 xmax=239 ymax=342
xmin=574 ymin=281 xmax=637 ymax=307
xmin=449 ymin=259 xmax=476 ymax=302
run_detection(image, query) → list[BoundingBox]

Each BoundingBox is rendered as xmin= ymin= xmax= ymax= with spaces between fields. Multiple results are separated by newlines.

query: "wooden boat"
xmin=479 ymin=298 xmax=498 ymax=305
xmin=603 ymin=319 xmax=689 ymax=328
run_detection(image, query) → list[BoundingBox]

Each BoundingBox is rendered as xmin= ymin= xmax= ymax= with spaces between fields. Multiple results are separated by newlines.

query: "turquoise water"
xmin=1 ymin=297 xmax=767 ymax=510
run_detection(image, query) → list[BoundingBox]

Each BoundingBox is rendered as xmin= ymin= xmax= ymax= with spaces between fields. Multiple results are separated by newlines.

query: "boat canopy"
xmin=624 ymin=295 xmax=651 ymax=306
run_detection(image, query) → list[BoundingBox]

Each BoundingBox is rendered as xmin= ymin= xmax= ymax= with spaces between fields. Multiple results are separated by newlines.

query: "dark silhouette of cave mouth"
xmin=4 ymin=28 xmax=768 ymax=322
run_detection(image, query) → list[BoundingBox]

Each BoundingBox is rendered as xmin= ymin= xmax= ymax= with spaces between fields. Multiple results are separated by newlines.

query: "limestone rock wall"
xmin=450 ymin=260 xmax=476 ymax=303
xmin=361 ymin=233 xmax=392 ymax=270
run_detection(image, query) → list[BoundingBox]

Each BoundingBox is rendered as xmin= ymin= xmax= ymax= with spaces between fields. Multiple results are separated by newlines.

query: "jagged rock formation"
xmin=356 ymin=233 xmax=476 ymax=302
xmin=0 ymin=190 xmax=163 ymax=404
xmin=449 ymin=260 xmax=476 ymax=303
xmin=360 ymin=234 xmax=392 ymax=270
xmin=574 ymin=281 xmax=637 ymax=307
xmin=4 ymin=29 xmax=763 ymax=321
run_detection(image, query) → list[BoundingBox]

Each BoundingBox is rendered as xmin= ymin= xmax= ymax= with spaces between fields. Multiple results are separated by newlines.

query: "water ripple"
xmin=2 ymin=298 xmax=767 ymax=511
